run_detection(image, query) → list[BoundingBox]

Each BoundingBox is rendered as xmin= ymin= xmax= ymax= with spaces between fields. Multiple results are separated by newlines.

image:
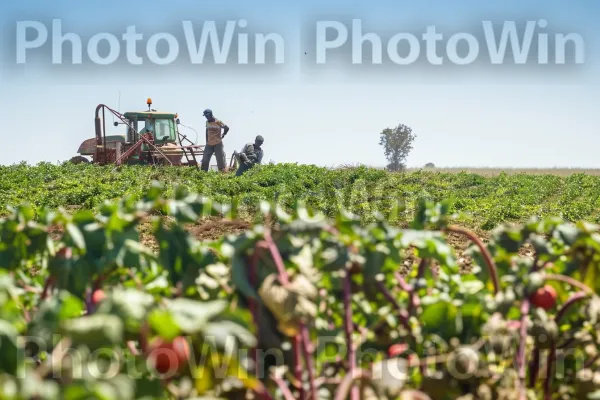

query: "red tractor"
xmin=70 ymin=98 xmax=236 ymax=169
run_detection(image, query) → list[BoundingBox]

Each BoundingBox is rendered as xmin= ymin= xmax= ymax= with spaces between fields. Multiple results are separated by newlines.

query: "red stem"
xmin=93 ymin=266 xmax=118 ymax=292
xmin=254 ymin=387 xmax=274 ymax=400
xmin=264 ymin=231 xmax=317 ymax=398
xmin=40 ymin=276 xmax=55 ymax=301
xmin=248 ymin=250 xmax=261 ymax=376
xmin=300 ymin=326 xmax=318 ymax=400
xmin=343 ymin=273 xmax=359 ymax=400
xmin=126 ymin=341 xmax=140 ymax=356
xmin=395 ymin=272 xmax=419 ymax=315
xmin=584 ymin=354 xmax=600 ymax=369
xmin=139 ymin=322 xmax=150 ymax=355
xmin=394 ymin=272 xmax=413 ymax=292
xmin=528 ymin=348 xmax=540 ymax=388
xmin=545 ymin=274 xmax=594 ymax=295
xmin=84 ymin=290 xmax=93 ymax=314
xmin=516 ymin=298 xmax=530 ymax=400
xmin=333 ymin=369 xmax=370 ymax=400
xmin=271 ymin=375 xmax=297 ymax=400
xmin=446 ymin=226 xmax=499 ymax=293
xmin=263 ymin=232 xmax=290 ymax=285
xmin=544 ymin=347 xmax=555 ymax=400
xmin=293 ymin=336 xmax=304 ymax=400
xmin=544 ymin=292 xmax=589 ymax=399
xmin=377 ymin=281 xmax=411 ymax=331
xmin=556 ymin=292 xmax=588 ymax=323
xmin=416 ymin=258 xmax=427 ymax=282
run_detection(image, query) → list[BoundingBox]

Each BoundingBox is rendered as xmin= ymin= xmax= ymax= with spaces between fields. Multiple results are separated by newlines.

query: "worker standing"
xmin=201 ymin=109 xmax=229 ymax=172
xmin=235 ymin=135 xmax=264 ymax=176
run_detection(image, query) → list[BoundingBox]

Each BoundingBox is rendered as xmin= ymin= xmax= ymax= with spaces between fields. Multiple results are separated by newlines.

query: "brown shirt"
xmin=206 ymin=119 xmax=226 ymax=145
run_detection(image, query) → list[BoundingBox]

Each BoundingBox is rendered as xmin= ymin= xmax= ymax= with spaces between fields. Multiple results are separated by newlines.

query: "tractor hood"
xmin=77 ymin=135 xmax=125 ymax=155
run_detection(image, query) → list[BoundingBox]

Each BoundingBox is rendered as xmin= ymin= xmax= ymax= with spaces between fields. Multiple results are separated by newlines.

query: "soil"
xmin=186 ymin=217 xmax=251 ymax=241
xmin=138 ymin=216 xmax=251 ymax=251
xmin=179 ymin=218 xmax=537 ymax=275
xmin=52 ymin=215 xmax=537 ymax=267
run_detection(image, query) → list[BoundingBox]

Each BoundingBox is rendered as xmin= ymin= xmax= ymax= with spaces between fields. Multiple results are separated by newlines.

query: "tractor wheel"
xmin=69 ymin=156 xmax=90 ymax=164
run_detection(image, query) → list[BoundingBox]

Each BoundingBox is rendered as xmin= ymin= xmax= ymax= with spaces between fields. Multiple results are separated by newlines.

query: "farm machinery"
xmin=70 ymin=98 xmax=237 ymax=169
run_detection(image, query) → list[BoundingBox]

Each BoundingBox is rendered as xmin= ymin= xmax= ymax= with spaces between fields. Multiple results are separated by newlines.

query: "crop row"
xmin=2 ymin=163 xmax=600 ymax=231
xmin=1 ymin=182 xmax=600 ymax=399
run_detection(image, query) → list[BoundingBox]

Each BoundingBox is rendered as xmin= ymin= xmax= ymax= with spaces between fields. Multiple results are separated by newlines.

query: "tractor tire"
xmin=69 ymin=156 xmax=90 ymax=164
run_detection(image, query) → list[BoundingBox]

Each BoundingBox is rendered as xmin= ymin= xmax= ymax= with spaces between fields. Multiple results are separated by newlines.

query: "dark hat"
xmin=255 ymin=135 xmax=264 ymax=143
xmin=203 ymin=109 xmax=212 ymax=115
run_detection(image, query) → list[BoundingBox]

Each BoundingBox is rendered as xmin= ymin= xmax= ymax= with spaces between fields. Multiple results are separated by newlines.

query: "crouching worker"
xmin=235 ymin=135 xmax=264 ymax=176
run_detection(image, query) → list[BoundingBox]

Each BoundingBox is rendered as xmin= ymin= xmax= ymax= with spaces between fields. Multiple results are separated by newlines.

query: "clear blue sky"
xmin=1 ymin=0 xmax=598 ymax=168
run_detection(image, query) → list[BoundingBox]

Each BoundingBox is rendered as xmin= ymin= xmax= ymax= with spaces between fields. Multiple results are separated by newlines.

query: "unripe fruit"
xmin=146 ymin=336 xmax=190 ymax=375
xmin=530 ymin=285 xmax=557 ymax=310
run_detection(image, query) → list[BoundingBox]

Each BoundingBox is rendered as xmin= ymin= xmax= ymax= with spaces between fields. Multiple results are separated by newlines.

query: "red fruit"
xmin=91 ymin=289 xmax=105 ymax=305
xmin=530 ymin=285 xmax=557 ymax=310
xmin=388 ymin=343 xmax=409 ymax=357
xmin=146 ymin=336 xmax=190 ymax=375
xmin=56 ymin=247 xmax=72 ymax=259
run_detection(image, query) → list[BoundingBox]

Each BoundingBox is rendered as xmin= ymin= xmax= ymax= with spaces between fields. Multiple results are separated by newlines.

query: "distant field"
xmin=406 ymin=167 xmax=600 ymax=177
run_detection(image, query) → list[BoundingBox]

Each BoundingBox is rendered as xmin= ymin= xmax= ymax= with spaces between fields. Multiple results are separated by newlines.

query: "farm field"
xmin=407 ymin=167 xmax=600 ymax=177
xmin=3 ymin=163 xmax=600 ymax=234
xmin=2 ymin=162 xmax=600 ymax=399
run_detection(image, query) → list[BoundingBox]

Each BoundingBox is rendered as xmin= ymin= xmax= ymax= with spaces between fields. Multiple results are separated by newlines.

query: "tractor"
xmin=70 ymin=98 xmax=237 ymax=170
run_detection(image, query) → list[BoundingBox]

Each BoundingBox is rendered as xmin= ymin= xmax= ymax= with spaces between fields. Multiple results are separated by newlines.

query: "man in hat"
xmin=235 ymin=135 xmax=264 ymax=176
xmin=201 ymin=109 xmax=229 ymax=172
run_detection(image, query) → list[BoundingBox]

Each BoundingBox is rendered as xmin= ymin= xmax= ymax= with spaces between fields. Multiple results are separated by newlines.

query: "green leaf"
xmin=289 ymin=244 xmax=320 ymax=282
xmin=492 ymin=226 xmax=525 ymax=254
xmin=556 ymin=224 xmax=580 ymax=246
xmin=166 ymin=299 xmax=228 ymax=334
xmin=202 ymin=320 xmax=257 ymax=348
xmin=90 ymin=375 xmax=136 ymax=399
xmin=587 ymin=390 xmax=600 ymax=399
xmin=66 ymin=223 xmax=86 ymax=250
xmin=0 ymin=320 xmax=22 ymax=375
xmin=95 ymin=289 xmax=155 ymax=334
xmin=529 ymin=234 xmax=551 ymax=256
xmin=134 ymin=375 xmax=166 ymax=398
xmin=421 ymin=299 xmax=458 ymax=336
xmin=148 ymin=309 xmax=181 ymax=341
xmin=231 ymin=256 xmax=258 ymax=300
xmin=60 ymin=314 xmax=124 ymax=351
xmin=459 ymin=280 xmax=485 ymax=295
xmin=18 ymin=370 xmax=60 ymax=399
xmin=583 ymin=264 xmax=597 ymax=294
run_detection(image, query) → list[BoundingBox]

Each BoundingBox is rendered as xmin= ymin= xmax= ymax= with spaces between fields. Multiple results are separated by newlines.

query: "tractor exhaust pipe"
xmin=94 ymin=104 xmax=104 ymax=145
xmin=94 ymin=104 xmax=108 ymax=163
xmin=95 ymin=116 xmax=102 ymax=146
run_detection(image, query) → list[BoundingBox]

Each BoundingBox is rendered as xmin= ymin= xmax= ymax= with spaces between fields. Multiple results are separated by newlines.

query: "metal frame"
xmin=93 ymin=104 xmax=209 ymax=168
xmin=83 ymin=102 xmax=239 ymax=171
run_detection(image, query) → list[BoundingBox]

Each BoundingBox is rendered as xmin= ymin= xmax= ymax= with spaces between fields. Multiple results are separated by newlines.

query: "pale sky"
xmin=1 ymin=0 xmax=599 ymax=168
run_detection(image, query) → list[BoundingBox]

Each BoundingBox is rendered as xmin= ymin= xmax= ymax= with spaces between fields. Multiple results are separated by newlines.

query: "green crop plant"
xmin=0 ymin=182 xmax=599 ymax=399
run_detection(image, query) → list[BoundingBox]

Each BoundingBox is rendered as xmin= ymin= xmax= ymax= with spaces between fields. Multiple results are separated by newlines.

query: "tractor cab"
xmin=122 ymin=99 xmax=178 ymax=145
xmin=123 ymin=114 xmax=178 ymax=144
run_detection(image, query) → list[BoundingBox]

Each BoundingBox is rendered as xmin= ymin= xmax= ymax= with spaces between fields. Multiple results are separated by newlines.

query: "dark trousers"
xmin=236 ymin=162 xmax=251 ymax=176
xmin=201 ymin=143 xmax=226 ymax=171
